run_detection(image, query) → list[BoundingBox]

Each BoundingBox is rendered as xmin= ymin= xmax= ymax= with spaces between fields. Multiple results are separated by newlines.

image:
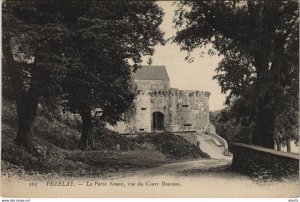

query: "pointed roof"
xmin=133 ymin=65 xmax=170 ymax=81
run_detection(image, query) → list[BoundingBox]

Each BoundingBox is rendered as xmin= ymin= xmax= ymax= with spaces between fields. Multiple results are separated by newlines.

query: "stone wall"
xmin=150 ymin=91 xmax=170 ymax=130
xmin=167 ymin=89 xmax=210 ymax=132
xmin=135 ymin=80 xmax=170 ymax=91
xmin=134 ymin=90 xmax=151 ymax=132
xmin=232 ymin=143 xmax=299 ymax=178
xmin=107 ymin=80 xmax=211 ymax=134
xmin=146 ymin=89 xmax=210 ymax=132
xmin=108 ymin=89 xmax=210 ymax=133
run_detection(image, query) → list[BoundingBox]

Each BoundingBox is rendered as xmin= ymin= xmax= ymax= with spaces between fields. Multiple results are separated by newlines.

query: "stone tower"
xmin=107 ymin=65 xmax=211 ymax=134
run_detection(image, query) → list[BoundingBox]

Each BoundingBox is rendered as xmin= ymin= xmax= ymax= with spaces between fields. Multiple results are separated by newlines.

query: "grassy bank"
xmin=1 ymin=99 xmax=209 ymax=177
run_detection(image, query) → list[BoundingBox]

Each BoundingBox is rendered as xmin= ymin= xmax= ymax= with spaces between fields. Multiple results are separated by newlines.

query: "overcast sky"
xmin=141 ymin=1 xmax=228 ymax=111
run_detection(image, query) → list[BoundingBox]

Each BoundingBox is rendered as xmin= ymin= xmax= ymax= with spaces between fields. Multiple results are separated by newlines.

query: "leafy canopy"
xmin=173 ymin=0 xmax=299 ymax=145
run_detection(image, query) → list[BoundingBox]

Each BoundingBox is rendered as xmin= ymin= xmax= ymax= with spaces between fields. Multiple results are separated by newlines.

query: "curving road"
xmin=2 ymin=136 xmax=298 ymax=198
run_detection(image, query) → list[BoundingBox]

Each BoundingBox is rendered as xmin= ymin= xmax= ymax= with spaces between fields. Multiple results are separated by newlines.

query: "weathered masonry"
xmin=108 ymin=65 xmax=211 ymax=133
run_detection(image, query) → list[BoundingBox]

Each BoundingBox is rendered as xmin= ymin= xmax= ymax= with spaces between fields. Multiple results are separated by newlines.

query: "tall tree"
xmin=62 ymin=52 xmax=136 ymax=149
xmin=60 ymin=1 xmax=164 ymax=149
xmin=2 ymin=1 xmax=71 ymax=151
xmin=3 ymin=1 xmax=164 ymax=151
xmin=173 ymin=1 xmax=299 ymax=148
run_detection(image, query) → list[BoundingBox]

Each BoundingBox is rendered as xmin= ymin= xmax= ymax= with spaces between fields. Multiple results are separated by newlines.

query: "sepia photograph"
xmin=1 ymin=0 xmax=299 ymax=199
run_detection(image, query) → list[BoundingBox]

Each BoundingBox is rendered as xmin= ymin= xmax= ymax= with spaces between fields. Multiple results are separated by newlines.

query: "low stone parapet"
xmin=232 ymin=143 xmax=299 ymax=178
xmin=207 ymin=132 xmax=229 ymax=155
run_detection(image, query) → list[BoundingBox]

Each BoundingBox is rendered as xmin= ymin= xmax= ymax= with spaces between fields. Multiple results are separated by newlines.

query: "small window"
xmin=139 ymin=129 xmax=144 ymax=131
xmin=141 ymin=108 xmax=147 ymax=110
xmin=182 ymin=105 xmax=189 ymax=107
xmin=184 ymin=124 xmax=192 ymax=126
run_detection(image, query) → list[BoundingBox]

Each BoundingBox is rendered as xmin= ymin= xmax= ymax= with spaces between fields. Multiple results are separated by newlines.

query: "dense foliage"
xmin=174 ymin=0 xmax=299 ymax=148
xmin=2 ymin=1 xmax=165 ymax=150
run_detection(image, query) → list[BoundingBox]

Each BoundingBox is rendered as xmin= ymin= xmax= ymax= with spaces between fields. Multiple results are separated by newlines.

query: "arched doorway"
xmin=152 ymin=112 xmax=164 ymax=131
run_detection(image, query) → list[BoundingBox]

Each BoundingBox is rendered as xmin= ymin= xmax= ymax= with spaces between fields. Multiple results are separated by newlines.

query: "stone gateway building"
xmin=108 ymin=65 xmax=211 ymax=134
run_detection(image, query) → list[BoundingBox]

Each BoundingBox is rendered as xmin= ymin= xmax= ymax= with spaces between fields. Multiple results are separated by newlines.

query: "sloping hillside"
xmin=1 ymin=99 xmax=209 ymax=177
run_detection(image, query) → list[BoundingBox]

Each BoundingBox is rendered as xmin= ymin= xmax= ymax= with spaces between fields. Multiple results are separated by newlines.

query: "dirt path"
xmin=111 ymin=157 xmax=299 ymax=198
xmin=2 ymin=141 xmax=298 ymax=198
xmin=2 ymin=156 xmax=299 ymax=198
xmin=128 ymin=158 xmax=232 ymax=177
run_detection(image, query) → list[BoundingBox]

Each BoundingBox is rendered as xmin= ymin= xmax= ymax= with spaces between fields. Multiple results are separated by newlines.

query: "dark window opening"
xmin=184 ymin=124 xmax=192 ymax=126
xmin=139 ymin=129 xmax=144 ymax=131
xmin=182 ymin=105 xmax=189 ymax=107
xmin=141 ymin=108 xmax=147 ymax=110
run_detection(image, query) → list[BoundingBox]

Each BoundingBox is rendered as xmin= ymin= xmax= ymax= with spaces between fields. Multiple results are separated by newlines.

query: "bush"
xmin=1 ymin=99 xmax=18 ymax=128
xmin=151 ymin=133 xmax=209 ymax=159
xmin=34 ymin=116 xmax=80 ymax=150
xmin=94 ymin=128 xmax=138 ymax=151
xmin=2 ymin=141 xmax=42 ymax=171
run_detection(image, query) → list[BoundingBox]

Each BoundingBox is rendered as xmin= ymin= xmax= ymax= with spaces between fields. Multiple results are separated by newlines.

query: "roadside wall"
xmin=232 ymin=143 xmax=299 ymax=177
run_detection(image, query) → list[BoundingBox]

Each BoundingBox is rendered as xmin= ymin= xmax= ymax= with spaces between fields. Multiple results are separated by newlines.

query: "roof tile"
xmin=133 ymin=65 xmax=170 ymax=81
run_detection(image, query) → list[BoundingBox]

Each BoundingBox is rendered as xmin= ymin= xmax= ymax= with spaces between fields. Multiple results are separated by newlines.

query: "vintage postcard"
xmin=1 ymin=0 xmax=299 ymax=199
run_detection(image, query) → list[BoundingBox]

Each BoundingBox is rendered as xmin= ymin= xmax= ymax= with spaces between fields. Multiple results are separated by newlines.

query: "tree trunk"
xmin=286 ymin=138 xmax=291 ymax=153
xmin=79 ymin=106 xmax=94 ymax=149
xmin=252 ymin=104 xmax=275 ymax=149
xmin=251 ymin=54 xmax=275 ymax=149
xmin=2 ymin=35 xmax=23 ymax=92
xmin=3 ymin=34 xmax=39 ymax=152
xmin=274 ymin=138 xmax=281 ymax=151
xmin=15 ymin=90 xmax=38 ymax=152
